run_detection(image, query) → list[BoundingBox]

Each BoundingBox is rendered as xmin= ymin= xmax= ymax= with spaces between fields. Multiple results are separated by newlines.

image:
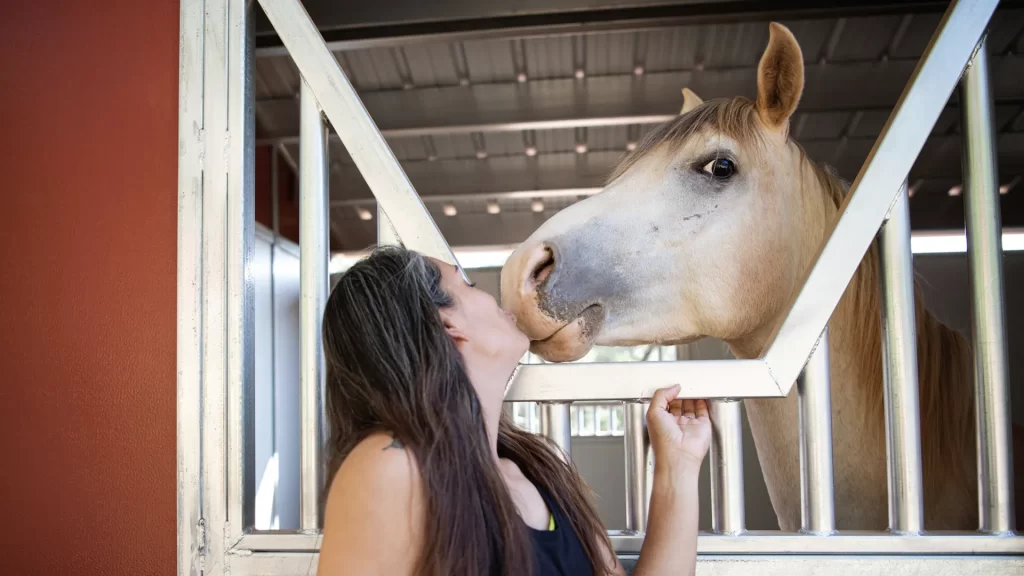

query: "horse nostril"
xmin=530 ymin=247 xmax=555 ymax=288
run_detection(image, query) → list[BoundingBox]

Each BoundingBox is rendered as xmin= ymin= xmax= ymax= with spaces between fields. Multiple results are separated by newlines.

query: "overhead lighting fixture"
xmin=626 ymin=141 xmax=638 ymax=152
xmin=633 ymin=65 xmax=645 ymax=76
xmin=948 ymin=185 xmax=963 ymax=197
xmin=574 ymin=68 xmax=586 ymax=79
xmin=1001 ymin=184 xmax=1010 ymax=195
xmin=531 ymin=199 xmax=545 ymax=213
xmin=442 ymin=203 xmax=457 ymax=217
xmin=517 ymin=72 xmax=528 ymax=83
xmin=908 ymin=179 xmax=924 ymax=198
xmin=426 ymin=154 xmax=437 ymax=162
xmin=402 ymin=81 xmax=414 ymax=90
xmin=487 ymin=201 xmax=501 ymax=215
xmin=458 ymin=77 xmax=470 ymax=86
xmin=524 ymin=146 xmax=538 ymax=157
xmin=476 ymin=150 xmax=488 ymax=160
xmin=1000 ymin=176 xmax=1019 ymax=195
xmin=356 ymin=207 xmax=373 ymax=221
xmin=575 ymin=143 xmax=588 ymax=154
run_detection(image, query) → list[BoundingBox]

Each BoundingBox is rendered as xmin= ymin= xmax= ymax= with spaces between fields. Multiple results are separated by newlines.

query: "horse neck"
xmin=730 ymin=158 xmax=978 ymax=529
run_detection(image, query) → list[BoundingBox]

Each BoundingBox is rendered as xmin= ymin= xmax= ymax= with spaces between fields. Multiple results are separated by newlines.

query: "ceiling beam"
xmin=253 ymin=0 xmax=956 ymax=56
xmin=254 ymin=57 xmax=1024 ymax=142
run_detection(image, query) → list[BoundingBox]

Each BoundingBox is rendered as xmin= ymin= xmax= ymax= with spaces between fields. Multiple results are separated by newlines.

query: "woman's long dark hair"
xmin=322 ymin=246 xmax=614 ymax=576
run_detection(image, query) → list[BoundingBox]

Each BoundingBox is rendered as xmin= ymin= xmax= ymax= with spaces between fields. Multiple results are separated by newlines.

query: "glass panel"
xmin=580 ymin=405 xmax=595 ymax=436
xmin=612 ymin=405 xmax=624 ymax=436
xmin=596 ymin=405 xmax=611 ymax=436
xmin=570 ymin=405 xmax=579 ymax=436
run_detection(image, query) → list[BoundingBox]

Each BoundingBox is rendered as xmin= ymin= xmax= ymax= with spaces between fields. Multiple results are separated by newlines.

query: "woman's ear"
xmin=439 ymin=309 xmax=470 ymax=346
xmin=755 ymin=22 xmax=804 ymax=132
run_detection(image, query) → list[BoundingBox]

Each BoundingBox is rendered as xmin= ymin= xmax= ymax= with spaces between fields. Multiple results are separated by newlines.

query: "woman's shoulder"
xmin=320 ymin=432 xmax=426 ymax=573
xmin=328 ymin=432 xmax=422 ymax=500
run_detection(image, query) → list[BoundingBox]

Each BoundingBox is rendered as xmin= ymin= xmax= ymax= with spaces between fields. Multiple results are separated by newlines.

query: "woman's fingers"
xmin=668 ymin=399 xmax=683 ymax=418
xmin=681 ymin=399 xmax=696 ymax=418
xmin=648 ymin=384 xmax=681 ymax=415
xmin=695 ymin=399 xmax=709 ymax=419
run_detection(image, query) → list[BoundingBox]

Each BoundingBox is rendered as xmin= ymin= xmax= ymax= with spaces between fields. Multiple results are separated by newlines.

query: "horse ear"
xmin=755 ymin=22 xmax=804 ymax=131
xmin=680 ymin=88 xmax=703 ymax=114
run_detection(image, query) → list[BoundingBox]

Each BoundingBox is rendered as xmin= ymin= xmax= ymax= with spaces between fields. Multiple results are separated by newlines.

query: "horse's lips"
xmin=528 ymin=305 xmax=604 ymax=362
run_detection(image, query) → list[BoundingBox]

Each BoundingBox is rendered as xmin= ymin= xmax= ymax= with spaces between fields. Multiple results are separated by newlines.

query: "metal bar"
xmin=298 ymin=79 xmax=329 ymax=531
xmin=624 ymin=402 xmax=647 ymax=532
xmin=763 ymin=0 xmax=999 ymax=392
xmin=225 ymin=0 xmax=257 ymax=546
xmin=709 ymin=400 xmax=745 ymax=535
xmin=331 ymin=187 xmax=601 ymax=208
xmin=796 ymin=329 xmax=836 ymax=534
xmin=539 ymin=402 xmax=572 ymax=460
xmin=877 ymin=179 xmax=925 ymax=534
xmin=377 ymin=205 xmax=401 ymax=246
xmin=961 ymin=40 xmax=1017 ymax=535
xmin=252 ymin=1 xmax=954 ymax=57
xmin=232 ymin=530 xmax=1024 ymax=556
xmin=230 ymin=552 xmax=1024 ymax=576
xmin=199 ymin=0 xmax=235 ymax=569
xmin=177 ymin=0 xmax=204 ymax=572
xmin=505 ymin=359 xmax=779 ymax=402
xmin=258 ymin=0 xmax=463 ymax=274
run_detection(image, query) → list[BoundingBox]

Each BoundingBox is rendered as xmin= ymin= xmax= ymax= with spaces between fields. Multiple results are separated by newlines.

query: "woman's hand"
xmin=646 ymin=384 xmax=711 ymax=472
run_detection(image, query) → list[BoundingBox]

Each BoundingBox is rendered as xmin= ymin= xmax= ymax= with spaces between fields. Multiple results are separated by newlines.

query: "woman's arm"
xmin=631 ymin=386 xmax=711 ymax=576
xmin=317 ymin=433 xmax=425 ymax=576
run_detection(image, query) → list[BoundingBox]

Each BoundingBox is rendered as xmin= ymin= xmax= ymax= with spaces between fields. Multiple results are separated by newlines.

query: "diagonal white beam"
xmin=763 ymin=0 xmax=999 ymax=393
xmin=257 ymin=0 xmax=462 ymax=274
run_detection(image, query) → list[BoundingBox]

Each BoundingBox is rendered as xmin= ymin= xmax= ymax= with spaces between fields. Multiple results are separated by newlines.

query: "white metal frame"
xmin=177 ymin=0 xmax=1021 ymax=574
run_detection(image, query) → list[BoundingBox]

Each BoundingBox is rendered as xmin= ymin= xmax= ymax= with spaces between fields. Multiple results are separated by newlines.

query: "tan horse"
xmin=501 ymin=22 xmax=1023 ymax=531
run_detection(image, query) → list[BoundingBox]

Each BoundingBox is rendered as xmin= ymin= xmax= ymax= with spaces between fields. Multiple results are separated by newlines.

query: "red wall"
xmin=0 ymin=1 xmax=178 ymax=574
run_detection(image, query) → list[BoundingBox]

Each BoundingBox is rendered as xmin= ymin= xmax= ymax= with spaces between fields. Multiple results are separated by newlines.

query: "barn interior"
xmin=247 ymin=0 xmax=1024 ymax=533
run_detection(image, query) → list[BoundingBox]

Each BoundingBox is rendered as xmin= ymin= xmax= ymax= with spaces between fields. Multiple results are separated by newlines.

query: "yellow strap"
xmin=548 ymin=513 xmax=556 ymax=531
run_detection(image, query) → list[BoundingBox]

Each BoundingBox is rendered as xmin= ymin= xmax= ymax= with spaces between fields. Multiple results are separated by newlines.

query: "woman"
xmin=317 ymin=246 xmax=710 ymax=576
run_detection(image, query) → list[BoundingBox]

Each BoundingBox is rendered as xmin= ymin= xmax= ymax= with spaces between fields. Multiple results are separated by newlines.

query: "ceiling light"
xmin=356 ymin=207 xmax=373 ymax=221
xmin=442 ymin=204 xmax=457 ymax=217
xmin=633 ymin=65 xmax=645 ymax=76
xmin=402 ymin=81 xmax=414 ymax=90
xmin=476 ymin=150 xmax=488 ymax=160
xmin=458 ymin=77 xmax=470 ymax=86
xmin=524 ymin=146 xmax=538 ymax=157
xmin=1000 ymin=184 xmax=1009 ymax=195
xmin=487 ymin=202 xmax=501 ymax=215
xmin=575 ymin=143 xmax=588 ymax=154
xmin=531 ymin=199 xmax=545 ymax=213
xmin=626 ymin=141 xmax=637 ymax=152
xmin=517 ymin=72 xmax=528 ymax=83
xmin=426 ymin=154 xmax=437 ymax=162
xmin=574 ymin=69 xmax=586 ymax=79
xmin=948 ymin=185 xmax=962 ymax=197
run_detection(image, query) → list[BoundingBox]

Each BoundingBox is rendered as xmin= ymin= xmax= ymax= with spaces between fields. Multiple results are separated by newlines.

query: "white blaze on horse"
xmin=500 ymin=22 xmax=1023 ymax=531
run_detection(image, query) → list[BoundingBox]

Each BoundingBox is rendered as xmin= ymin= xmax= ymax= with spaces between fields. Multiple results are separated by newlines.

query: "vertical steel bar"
xmin=624 ymin=402 xmax=647 ymax=532
xmin=878 ymin=179 xmax=925 ymax=534
xmin=961 ymin=41 xmax=1016 ymax=534
xmin=299 ymin=79 xmax=329 ymax=531
xmin=177 ymin=0 xmax=204 ymax=571
xmin=709 ymin=400 xmax=745 ymax=534
xmin=539 ymin=403 xmax=572 ymax=460
xmin=797 ymin=328 xmax=836 ymax=534
xmin=225 ymin=0 xmax=257 ymax=544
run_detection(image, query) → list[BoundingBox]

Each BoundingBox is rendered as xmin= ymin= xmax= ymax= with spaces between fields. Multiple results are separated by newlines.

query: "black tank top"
xmin=527 ymin=487 xmax=594 ymax=576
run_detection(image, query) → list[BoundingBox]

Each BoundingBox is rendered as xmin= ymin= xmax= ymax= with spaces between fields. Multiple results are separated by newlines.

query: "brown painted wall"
xmin=0 ymin=1 xmax=179 ymax=574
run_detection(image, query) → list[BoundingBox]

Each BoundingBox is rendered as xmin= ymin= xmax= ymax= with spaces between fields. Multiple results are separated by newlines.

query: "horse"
xmin=500 ymin=22 xmax=1023 ymax=531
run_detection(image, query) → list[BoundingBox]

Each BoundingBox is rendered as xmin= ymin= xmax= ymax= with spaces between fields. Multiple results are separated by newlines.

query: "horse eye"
xmin=701 ymin=158 xmax=735 ymax=180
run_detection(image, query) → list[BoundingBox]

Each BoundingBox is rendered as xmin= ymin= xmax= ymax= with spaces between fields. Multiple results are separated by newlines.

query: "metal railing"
xmin=177 ymin=0 xmax=1021 ymax=573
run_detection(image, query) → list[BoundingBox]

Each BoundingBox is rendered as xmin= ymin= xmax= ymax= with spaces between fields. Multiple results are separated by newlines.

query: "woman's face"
xmin=433 ymin=259 xmax=530 ymax=377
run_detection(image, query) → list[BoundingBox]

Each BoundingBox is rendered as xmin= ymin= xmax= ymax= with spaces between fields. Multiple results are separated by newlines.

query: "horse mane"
xmin=610 ymin=97 xmax=978 ymax=522
xmin=796 ymin=139 xmax=977 ymax=521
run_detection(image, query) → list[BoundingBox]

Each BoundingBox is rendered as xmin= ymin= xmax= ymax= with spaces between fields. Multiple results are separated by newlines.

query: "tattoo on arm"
xmin=384 ymin=435 xmax=404 ymax=451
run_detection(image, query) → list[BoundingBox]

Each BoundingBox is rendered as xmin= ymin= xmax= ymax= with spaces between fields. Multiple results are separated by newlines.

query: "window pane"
xmin=612 ymin=405 xmax=624 ymax=435
xmin=596 ymin=405 xmax=611 ymax=436
xmin=570 ymin=405 xmax=579 ymax=436
xmin=581 ymin=406 xmax=595 ymax=436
